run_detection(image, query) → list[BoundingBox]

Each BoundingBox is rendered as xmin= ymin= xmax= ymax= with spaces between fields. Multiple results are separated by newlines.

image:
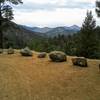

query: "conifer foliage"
xmin=96 ymin=0 xmax=100 ymax=17
xmin=78 ymin=11 xmax=99 ymax=58
xmin=0 ymin=0 xmax=23 ymax=48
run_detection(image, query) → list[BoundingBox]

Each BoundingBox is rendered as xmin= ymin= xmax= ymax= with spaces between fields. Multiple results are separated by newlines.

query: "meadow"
xmin=0 ymin=50 xmax=100 ymax=100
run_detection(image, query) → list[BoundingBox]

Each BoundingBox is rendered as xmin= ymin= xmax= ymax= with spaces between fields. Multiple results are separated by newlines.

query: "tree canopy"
xmin=0 ymin=0 xmax=23 ymax=20
xmin=96 ymin=0 xmax=100 ymax=17
xmin=78 ymin=11 xmax=99 ymax=58
xmin=0 ymin=0 xmax=23 ymax=48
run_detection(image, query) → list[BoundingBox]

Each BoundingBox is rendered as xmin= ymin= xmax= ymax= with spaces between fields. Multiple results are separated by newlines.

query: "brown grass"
xmin=0 ymin=50 xmax=100 ymax=100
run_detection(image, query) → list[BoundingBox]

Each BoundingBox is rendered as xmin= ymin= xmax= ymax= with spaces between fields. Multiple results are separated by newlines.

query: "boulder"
xmin=38 ymin=52 xmax=46 ymax=58
xmin=72 ymin=57 xmax=87 ymax=67
xmin=49 ymin=51 xmax=66 ymax=62
xmin=7 ymin=47 xmax=14 ymax=54
xmin=20 ymin=47 xmax=33 ymax=56
xmin=0 ymin=49 xmax=3 ymax=54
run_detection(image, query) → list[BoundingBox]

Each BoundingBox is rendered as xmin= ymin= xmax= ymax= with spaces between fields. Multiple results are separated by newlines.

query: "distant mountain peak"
xmin=70 ymin=25 xmax=80 ymax=30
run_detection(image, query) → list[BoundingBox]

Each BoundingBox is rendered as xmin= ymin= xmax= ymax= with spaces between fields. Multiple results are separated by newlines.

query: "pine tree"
xmin=78 ymin=11 xmax=99 ymax=58
xmin=0 ymin=0 xmax=23 ymax=48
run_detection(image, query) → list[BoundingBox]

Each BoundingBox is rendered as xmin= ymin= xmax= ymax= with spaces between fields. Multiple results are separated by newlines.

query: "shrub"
xmin=20 ymin=47 xmax=33 ymax=56
xmin=49 ymin=51 xmax=66 ymax=62
xmin=72 ymin=57 xmax=88 ymax=67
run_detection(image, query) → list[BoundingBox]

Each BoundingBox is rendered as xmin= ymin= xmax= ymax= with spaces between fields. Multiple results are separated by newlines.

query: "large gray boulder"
xmin=72 ymin=57 xmax=87 ymax=67
xmin=49 ymin=51 xmax=66 ymax=62
xmin=7 ymin=47 xmax=14 ymax=54
xmin=20 ymin=47 xmax=33 ymax=56
xmin=38 ymin=52 xmax=47 ymax=58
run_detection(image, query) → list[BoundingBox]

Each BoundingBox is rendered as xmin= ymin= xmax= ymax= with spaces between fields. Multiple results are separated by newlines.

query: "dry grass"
xmin=0 ymin=50 xmax=100 ymax=100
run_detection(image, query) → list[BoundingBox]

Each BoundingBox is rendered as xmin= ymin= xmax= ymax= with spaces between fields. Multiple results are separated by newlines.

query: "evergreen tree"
xmin=96 ymin=0 xmax=100 ymax=17
xmin=0 ymin=0 xmax=23 ymax=48
xmin=78 ymin=11 xmax=99 ymax=58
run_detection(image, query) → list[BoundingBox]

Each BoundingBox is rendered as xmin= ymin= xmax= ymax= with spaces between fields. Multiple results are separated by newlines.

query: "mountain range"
xmin=21 ymin=25 xmax=80 ymax=37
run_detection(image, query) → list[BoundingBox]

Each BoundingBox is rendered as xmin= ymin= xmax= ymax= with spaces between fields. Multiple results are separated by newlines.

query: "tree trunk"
xmin=0 ymin=3 xmax=3 ymax=49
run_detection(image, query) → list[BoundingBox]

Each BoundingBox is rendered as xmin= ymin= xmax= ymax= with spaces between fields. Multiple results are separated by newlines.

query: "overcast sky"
xmin=12 ymin=0 xmax=99 ymax=27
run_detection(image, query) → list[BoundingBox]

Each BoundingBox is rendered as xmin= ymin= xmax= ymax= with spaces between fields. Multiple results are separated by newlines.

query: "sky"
xmin=12 ymin=0 xmax=100 ymax=27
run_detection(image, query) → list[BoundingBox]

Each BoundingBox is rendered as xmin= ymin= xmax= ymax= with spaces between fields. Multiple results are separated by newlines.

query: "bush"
xmin=7 ymin=47 xmax=14 ymax=54
xmin=72 ymin=57 xmax=88 ymax=67
xmin=0 ymin=49 xmax=3 ymax=54
xmin=49 ymin=51 xmax=66 ymax=62
xmin=20 ymin=47 xmax=33 ymax=56
xmin=38 ymin=52 xmax=47 ymax=58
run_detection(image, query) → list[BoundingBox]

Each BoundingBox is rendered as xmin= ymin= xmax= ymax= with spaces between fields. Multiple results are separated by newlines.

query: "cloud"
xmin=12 ymin=0 xmax=99 ymax=27
xmin=13 ymin=8 xmax=90 ymax=27
xmin=13 ymin=0 xmax=95 ymax=12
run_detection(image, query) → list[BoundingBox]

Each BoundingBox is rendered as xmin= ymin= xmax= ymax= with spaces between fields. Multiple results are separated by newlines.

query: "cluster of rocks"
xmin=0 ymin=47 xmax=88 ymax=67
xmin=0 ymin=47 xmax=14 ymax=54
xmin=48 ymin=51 xmax=87 ymax=67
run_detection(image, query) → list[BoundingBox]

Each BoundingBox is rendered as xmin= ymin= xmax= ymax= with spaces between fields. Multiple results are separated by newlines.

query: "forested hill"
xmin=2 ymin=21 xmax=42 ymax=48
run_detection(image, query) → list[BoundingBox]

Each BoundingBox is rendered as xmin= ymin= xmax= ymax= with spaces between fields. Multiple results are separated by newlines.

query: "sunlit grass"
xmin=0 ymin=50 xmax=100 ymax=100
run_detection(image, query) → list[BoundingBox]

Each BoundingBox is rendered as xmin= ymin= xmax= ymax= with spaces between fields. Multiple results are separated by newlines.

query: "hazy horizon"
xmin=19 ymin=24 xmax=81 ymax=28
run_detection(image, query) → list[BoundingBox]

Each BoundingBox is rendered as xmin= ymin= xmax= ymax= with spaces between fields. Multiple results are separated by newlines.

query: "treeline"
xmin=28 ymin=29 xmax=100 ymax=59
xmin=28 ymin=11 xmax=100 ymax=59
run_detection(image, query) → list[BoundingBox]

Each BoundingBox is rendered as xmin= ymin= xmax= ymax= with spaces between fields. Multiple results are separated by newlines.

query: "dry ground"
xmin=0 ymin=50 xmax=100 ymax=100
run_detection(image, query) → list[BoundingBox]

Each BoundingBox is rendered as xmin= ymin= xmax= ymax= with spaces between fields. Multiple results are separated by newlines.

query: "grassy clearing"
xmin=0 ymin=51 xmax=100 ymax=100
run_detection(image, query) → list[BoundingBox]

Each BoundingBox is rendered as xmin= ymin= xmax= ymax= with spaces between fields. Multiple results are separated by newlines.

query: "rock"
xmin=7 ymin=47 xmax=14 ymax=54
xmin=72 ymin=57 xmax=87 ymax=67
xmin=49 ymin=51 xmax=66 ymax=62
xmin=0 ymin=49 xmax=3 ymax=54
xmin=38 ymin=52 xmax=46 ymax=58
xmin=20 ymin=47 xmax=33 ymax=56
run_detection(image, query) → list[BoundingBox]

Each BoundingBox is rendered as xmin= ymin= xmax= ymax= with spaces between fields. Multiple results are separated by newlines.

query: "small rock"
xmin=20 ymin=47 xmax=33 ymax=56
xmin=38 ymin=52 xmax=46 ymax=58
xmin=7 ymin=47 xmax=14 ymax=54
xmin=72 ymin=57 xmax=87 ymax=67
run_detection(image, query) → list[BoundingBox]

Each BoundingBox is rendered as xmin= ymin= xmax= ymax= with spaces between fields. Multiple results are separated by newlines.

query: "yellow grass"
xmin=0 ymin=50 xmax=100 ymax=100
